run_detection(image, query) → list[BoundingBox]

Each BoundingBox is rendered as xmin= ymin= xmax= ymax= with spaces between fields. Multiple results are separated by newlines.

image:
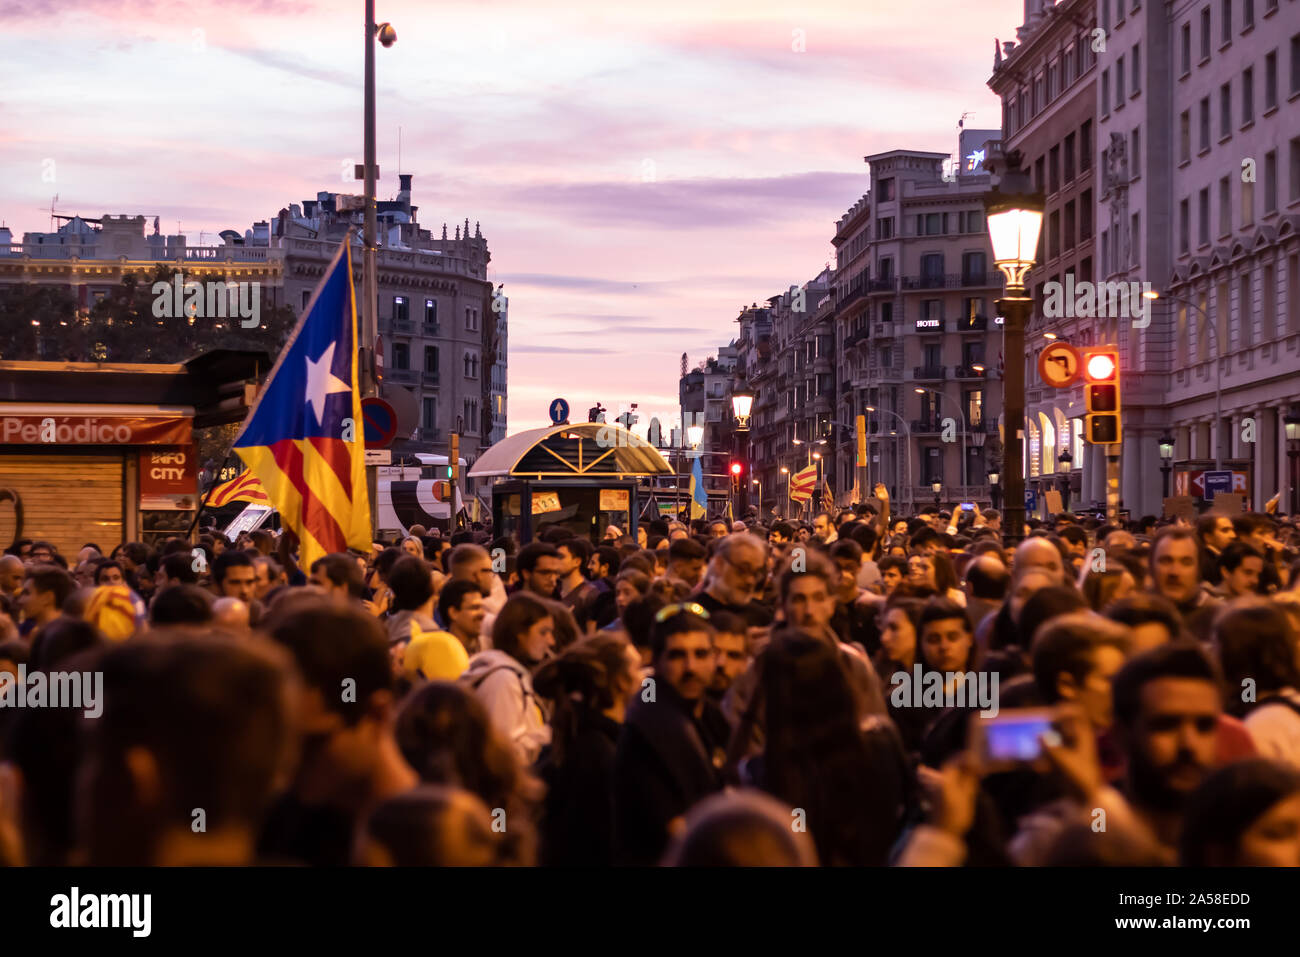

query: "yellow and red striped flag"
xmin=205 ymin=471 xmax=271 ymax=508
xmin=789 ymin=464 xmax=817 ymax=503
xmin=231 ymin=236 xmax=371 ymax=569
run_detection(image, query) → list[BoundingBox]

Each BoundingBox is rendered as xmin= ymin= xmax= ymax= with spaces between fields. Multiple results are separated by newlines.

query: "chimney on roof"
xmin=397 ymin=173 xmax=412 ymax=211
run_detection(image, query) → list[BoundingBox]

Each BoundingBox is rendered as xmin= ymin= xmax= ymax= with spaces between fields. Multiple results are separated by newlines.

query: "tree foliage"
xmin=0 ymin=265 xmax=297 ymax=363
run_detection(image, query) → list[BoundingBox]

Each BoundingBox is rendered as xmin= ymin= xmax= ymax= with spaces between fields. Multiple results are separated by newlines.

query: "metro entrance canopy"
xmin=468 ymin=423 xmax=672 ymax=480
xmin=469 ymin=423 xmax=673 ymax=544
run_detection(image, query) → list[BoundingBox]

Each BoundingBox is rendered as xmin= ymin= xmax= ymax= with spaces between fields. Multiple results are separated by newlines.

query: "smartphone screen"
xmin=960 ymin=502 xmax=974 ymax=511
xmin=983 ymin=713 xmax=1054 ymax=762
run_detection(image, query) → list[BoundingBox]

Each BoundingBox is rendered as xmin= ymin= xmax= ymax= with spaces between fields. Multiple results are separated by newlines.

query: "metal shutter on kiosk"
xmin=0 ymin=454 xmax=123 ymax=559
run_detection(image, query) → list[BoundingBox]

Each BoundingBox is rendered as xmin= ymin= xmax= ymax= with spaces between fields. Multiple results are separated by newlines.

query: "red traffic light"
xmin=1085 ymin=353 xmax=1117 ymax=381
xmin=730 ymin=462 xmax=743 ymax=476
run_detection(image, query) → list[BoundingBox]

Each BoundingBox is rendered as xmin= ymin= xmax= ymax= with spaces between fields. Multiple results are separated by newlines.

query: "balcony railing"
xmin=901 ymin=271 xmax=1002 ymax=290
xmin=385 ymin=369 xmax=419 ymax=386
xmin=868 ymin=278 xmax=897 ymax=292
xmin=873 ymin=321 xmax=896 ymax=338
xmin=913 ymin=364 xmax=946 ymax=380
xmin=910 ymin=420 xmax=942 ymax=434
xmin=954 ymin=364 xmax=985 ymax=378
xmin=844 ymin=328 xmax=869 ymax=348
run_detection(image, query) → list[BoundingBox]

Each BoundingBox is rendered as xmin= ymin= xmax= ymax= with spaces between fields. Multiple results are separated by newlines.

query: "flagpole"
xmin=186 ymin=451 xmax=238 ymax=540
xmin=362 ymin=0 xmax=380 ymax=537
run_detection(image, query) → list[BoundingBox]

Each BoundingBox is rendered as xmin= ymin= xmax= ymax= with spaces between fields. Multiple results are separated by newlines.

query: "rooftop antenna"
xmin=959 ymin=111 xmax=974 ymax=129
xmin=40 ymin=194 xmax=59 ymax=231
xmin=397 ymin=125 xmax=402 ymax=174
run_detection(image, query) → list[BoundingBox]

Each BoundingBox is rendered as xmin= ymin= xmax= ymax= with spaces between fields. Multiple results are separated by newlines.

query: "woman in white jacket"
xmin=462 ymin=592 xmax=555 ymax=764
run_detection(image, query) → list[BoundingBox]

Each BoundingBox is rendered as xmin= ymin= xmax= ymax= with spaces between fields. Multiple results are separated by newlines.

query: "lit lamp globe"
xmin=985 ymin=181 xmax=1044 ymax=290
xmin=731 ymin=383 xmax=755 ymax=430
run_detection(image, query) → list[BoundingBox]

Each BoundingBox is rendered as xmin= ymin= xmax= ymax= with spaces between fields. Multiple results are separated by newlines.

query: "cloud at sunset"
xmin=0 ymin=0 xmax=1022 ymax=432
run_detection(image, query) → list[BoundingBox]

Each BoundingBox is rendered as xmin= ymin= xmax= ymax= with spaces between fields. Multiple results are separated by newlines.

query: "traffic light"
xmin=730 ymin=461 xmax=744 ymax=478
xmin=1083 ymin=347 xmax=1122 ymax=445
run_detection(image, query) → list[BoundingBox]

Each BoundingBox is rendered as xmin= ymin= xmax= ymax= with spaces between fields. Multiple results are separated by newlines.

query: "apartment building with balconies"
xmin=858 ymin=148 xmax=1003 ymax=508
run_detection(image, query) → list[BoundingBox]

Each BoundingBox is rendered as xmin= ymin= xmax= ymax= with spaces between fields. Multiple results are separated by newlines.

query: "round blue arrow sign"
xmin=549 ymin=398 xmax=570 ymax=425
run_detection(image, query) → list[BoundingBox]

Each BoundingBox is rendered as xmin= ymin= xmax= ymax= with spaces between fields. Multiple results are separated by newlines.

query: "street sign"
xmin=1037 ymin=341 xmax=1082 ymax=389
xmin=364 ymin=449 xmax=392 ymax=465
xmin=361 ymin=397 xmax=399 ymax=449
xmin=549 ymin=398 xmax=570 ymax=425
xmin=1025 ymin=489 xmax=1038 ymax=513
xmin=1203 ymin=470 xmax=1234 ymax=501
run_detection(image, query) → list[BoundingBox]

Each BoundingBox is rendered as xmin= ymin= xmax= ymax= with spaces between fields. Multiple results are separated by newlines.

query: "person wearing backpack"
xmin=462 ymin=592 xmax=554 ymax=764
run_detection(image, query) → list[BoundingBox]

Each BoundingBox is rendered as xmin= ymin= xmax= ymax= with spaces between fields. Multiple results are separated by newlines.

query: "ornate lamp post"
xmin=985 ymin=151 xmax=1044 ymax=546
xmin=731 ymin=382 xmax=755 ymax=518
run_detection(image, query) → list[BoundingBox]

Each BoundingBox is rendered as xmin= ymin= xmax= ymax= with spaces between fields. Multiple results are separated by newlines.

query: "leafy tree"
xmin=0 ymin=266 xmax=297 ymax=363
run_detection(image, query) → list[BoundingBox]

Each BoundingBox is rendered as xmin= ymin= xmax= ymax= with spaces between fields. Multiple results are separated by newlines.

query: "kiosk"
xmin=469 ymin=423 xmax=673 ymax=544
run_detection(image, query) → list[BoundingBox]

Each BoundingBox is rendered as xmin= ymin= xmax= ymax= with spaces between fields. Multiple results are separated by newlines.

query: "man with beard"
xmin=1150 ymin=527 xmax=1220 ymax=641
xmin=614 ymin=607 xmax=726 ymax=865
xmin=1107 ymin=642 xmax=1223 ymax=856
xmin=691 ymin=533 xmax=773 ymax=631
xmin=705 ymin=610 xmax=750 ymax=709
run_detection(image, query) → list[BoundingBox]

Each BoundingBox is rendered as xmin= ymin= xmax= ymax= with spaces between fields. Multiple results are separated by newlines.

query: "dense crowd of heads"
xmin=2 ymin=492 xmax=1300 ymax=867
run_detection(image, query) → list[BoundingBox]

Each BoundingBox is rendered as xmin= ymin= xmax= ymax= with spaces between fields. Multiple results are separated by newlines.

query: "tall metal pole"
xmin=362 ymin=0 xmax=380 ymax=533
xmin=1000 ymin=295 xmax=1030 ymax=546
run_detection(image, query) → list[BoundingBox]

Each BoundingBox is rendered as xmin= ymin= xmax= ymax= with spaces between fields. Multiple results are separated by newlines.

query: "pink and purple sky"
xmin=1 ymin=0 xmax=1021 ymax=434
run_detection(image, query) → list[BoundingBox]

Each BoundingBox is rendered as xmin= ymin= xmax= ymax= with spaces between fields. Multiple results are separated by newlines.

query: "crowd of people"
xmin=2 ymin=483 xmax=1300 ymax=868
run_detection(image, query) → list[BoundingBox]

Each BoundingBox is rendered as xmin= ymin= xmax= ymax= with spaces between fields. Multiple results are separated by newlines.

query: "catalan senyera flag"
xmin=822 ymin=480 xmax=834 ymax=512
xmin=689 ymin=454 xmax=707 ymax=520
xmin=232 ymin=236 xmax=370 ymax=570
xmin=789 ymin=464 xmax=817 ymax=503
xmin=205 ymin=470 xmax=271 ymax=508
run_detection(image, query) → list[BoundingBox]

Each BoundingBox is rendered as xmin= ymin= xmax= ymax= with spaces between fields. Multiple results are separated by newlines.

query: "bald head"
xmin=0 ymin=555 xmax=24 ymax=595
xmin=212 ymin=597 xmax=251 ymax=631
xmin=1014 ymin=537 xmax=1066 ymax=587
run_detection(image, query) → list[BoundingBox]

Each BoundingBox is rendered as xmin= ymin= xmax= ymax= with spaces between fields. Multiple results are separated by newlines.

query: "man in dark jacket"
xmin=614 ymin=608 xmax=726 ymax=866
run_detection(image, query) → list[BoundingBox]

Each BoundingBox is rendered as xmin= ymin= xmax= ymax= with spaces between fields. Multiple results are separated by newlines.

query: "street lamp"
xmin=985 ymin=150 xmax=1044 ymax=547
xmin=752 ymin=477 xmax=762 ymax=516
xmin=1158 ymin=432 xmax=1175 ymax=500
xmin=731 ymin=381 xmax=755 ymax=516
xmin=988 ymin=470 xmax=1001 ymax=511
xmin=931 ymin=479 xmax=943 ymax=509
xmin=866 ymin=405 xmax=912 ymax=500
xmin=1057 ymin=448 xmax=1073 ymax=513
xmin=1285 ymin=410 xmax=1300 ymax=514
xmin=780 ymin=465 xmax=790 ymax=519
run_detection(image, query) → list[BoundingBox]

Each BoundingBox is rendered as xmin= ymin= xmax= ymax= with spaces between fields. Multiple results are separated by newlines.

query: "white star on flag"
xmin=304 ymin=342 xmax=351 ymax=427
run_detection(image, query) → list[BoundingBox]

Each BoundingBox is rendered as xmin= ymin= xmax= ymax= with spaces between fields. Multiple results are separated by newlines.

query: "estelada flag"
xmin=205 ymin=470 xmax=270 ymax=508
xmin=822 ymin=480 xmax=834 ymax=511
xmin=231 ymin=235 xmax=370 ymax=569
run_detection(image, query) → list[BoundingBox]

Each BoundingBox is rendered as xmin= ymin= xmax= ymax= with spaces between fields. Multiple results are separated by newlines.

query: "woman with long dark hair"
xmin=744 ymin=630 xmax=911 ymax=866
xmin=1214 ymin=600 xmax=1300 ymax=768
xmin=394 ymin=681 xmax=543 ymax=865
xmin=532 ymin=633 xmax=642 ymax=866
